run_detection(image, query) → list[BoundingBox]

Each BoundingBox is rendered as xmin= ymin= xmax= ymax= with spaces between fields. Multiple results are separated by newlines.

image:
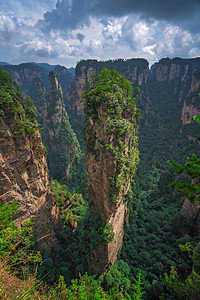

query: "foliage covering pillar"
xmin=82 ymin=68 xmax=140 ymax=272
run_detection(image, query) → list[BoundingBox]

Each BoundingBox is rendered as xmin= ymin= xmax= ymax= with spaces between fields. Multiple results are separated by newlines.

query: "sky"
xmin=0 ymin=0 xmax=200 ymax=68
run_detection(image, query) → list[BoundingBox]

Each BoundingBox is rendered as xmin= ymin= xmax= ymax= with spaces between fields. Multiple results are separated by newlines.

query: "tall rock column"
xmin=82 ymin=69 xmax=139 ymax=273
xmin=0 ymin=68 xmax=61 ymax=250
xmin=34 ymin=72 xmax=81 ymax=183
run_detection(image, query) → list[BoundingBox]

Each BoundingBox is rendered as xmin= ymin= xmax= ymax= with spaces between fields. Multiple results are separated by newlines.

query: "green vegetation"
xmin=0 ymin=201 xmax=42 ymax=274
xmin=50 ymin=179 xmax=88 ymax=226
xmin=37 ymin=181 xmax=115 ymax=287
xmin=0 ymin=199 xmax=124 ymax=299
xmin=160 ymin=115 xmax=200 ymax=298
xmin=33 ymin=74 xmax=87 ymax=195
xmin=0 ymin=68 xmax=38 ymax=136
xmin=2 ymin=59 xmax=200 ymax=299
xmin=0 ymin=190 xmax=142 ymax=299
xmin=169 ymin=154 xmax=200 ymax=202
xmin=82 ymin=68 xmax=140 ymax=202
xmin=119 ymin=63 xmax=200 ymax=298
xmin=49 ymin=273 xmax=125 ymax=299
xmin=162 ymin=243 xmax=200 ymax=299
xmin=169 ymin=114 xmax=200 ymax=203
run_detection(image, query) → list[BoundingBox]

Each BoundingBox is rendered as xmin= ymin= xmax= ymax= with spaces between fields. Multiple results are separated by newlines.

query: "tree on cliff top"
xmin=82 ymin=68 xmax=140 ymax=203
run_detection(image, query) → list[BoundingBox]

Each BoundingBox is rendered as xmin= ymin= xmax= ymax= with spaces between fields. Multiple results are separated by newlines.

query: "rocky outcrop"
xmin=181 ymin=69 xmax=200 ymax=126
xmin=83 ymin=69 xmax=139 ymax=273
xmin=148 ymin=58 xmax=200 ymax=143
xmin=179 ymin=198 xmax=200 ymax=236
xmin=66 ymin=59 xmax=149 ymax=145
xmin=2 ymin=63 xmax=74 ymax=100
xmin=54 ymin=65 xmax=74 ymax=99
xmin=34 ymin=72 xmax=81 ymax=182
xmin=150 ymin=57 xmax=200 ymax=83
xmin=0 ymin=69 xmax=61 ymax=250
xmin=0 ymin=126 xmax=61 ymax=250
xmin=181 ymin=100 xmax=200 ymax=126
xmin=67 ymin=58 xmax=148 ymax=116
xmin=149 ymin=58 xmax=200 ymax=108
xmin=2 ymin=63 xmax=42 ymax=98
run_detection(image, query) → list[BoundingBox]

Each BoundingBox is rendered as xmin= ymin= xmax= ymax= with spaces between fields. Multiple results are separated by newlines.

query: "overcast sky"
xmin=0 ymin=0 xmax=200 ymax=67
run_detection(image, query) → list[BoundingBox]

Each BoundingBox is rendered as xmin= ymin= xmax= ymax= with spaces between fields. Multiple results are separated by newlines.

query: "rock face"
xmin=66 ymin=58 xmax=148 ymax=144
xmin=68 ymin=57 xmax=200 ymax=266
xmin=149 ymin=58 xmax=200 ymax=236
xmin=54 ymin=65 xmax=74 ymax=99
xmin=83 ymin=69 xmax=139 ymax=273
xmin=34 ymin=72 xmax=81 ymax=182
xmin=67 ymin=58 xmax=148 ymax=116
xmin=1 ymin=63 xmax=42 ymax=98
xmin=179 ymin=198 xmax=200 ymax=236
xmin=181 ymin=69 xmax=200 ymax=127
xmin=2 ymin=63 xmax=74 ymax=99
xmin=0 ymin=69 xmax=61 ymax=250
xmin=148 ymin=57 xmax=200 ymax=142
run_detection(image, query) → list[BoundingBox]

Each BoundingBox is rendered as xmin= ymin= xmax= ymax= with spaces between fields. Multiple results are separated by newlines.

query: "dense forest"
xmin=0 ymin=57 xmax=200 ymax=299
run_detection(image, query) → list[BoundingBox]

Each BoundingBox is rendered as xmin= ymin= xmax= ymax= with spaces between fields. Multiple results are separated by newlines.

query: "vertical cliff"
xmin=83 ymin=69 xmax=139 ymax=272
xmin=2 ymin=63 xmax=74 ymax=101
xmin=66 ymin=58 xmax=148 ymax=144
xmin=148 ymin=58 xmax=200 ymax=236
xmin=67 ymin=59 xmax=148 ymax=113
xmin=149 ymin=58 xmax=200 ymax=125
xmin=0 ymin=68 xmax=61 ymax=250
xmin=180 ymin=68 xmax=200 ymax=141
xmin=34 ymin=71 xmax=81 ymax=183
xmin=54 ymin=65 xmax=74 ymax=99
xmin=1 ymin=63 xmax=43 ymax=99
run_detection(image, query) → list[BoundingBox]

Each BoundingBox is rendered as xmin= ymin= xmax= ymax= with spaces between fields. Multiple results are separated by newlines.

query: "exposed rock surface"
xmin=148 ymin=58 xmax=200 ymax=143
xmin=2 ymin=63 xmax=74 ymax=99
xmin=85 ymin=115 xmax=130 ymax=273
xmin=34 ymin=72 xmax=81 ymax=181
xmin=67 ymin=58 xmax=200 ymax=142
xmin=148 ymin=58 xmax=200 ymax=236
xmin=88 ymin=202 xmax=128 ymax=273
xmin=67 ymin=57 xmax=200 ymax=270
xmin=67 ymin=58 xmax=148 ymax=117
xmin=0 ymin=68 xmax=61 ymax=250
xmin=1 ymin=63 xmax=42 ymax=98
xmin=83 ymin=69 xmax=139 ymax=273
xmin=66 ymin=59 xmax=149 ymax=145
xmin=179 ymin=198 xmax=200 ymax=236
xmin=181 ymin=69 xmax=200 ymax=126
xmin=0 ymin=117 xmax=61 ymax=251
xmin=54 ymin=65 xmax=74 ymax=99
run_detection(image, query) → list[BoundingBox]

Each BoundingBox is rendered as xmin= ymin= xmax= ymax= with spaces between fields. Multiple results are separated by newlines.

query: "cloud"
xmin=19 ymin=39 xmax=58 ymax=58
xmin=97 ymin=0 xmax=199 ymax=21
xmin=37 ymin=0 xmax=200 ymax=34
xmin=157 ymin=25 xmax=200 ymax=58
xmin=0 ymin=15 xmax=16 ymax=42
xmin=0 ymin=14 xmax=35 ymax=50
xmin=0 ymin=0 xmax=57 ymax=23
xmin=0 ymin=0 xmax=200 ymax=67
xmin=0 ymin=15 xmax=15 ymax=31
xmin=102 ymin=18 xmax=123 ymax=42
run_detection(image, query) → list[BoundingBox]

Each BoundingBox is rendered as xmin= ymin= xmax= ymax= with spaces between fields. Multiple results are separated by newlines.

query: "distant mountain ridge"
xmin=0 ymin=62 xmax=11 ymax=65
xmin=1 ymin=62 xmax=75 ymax=99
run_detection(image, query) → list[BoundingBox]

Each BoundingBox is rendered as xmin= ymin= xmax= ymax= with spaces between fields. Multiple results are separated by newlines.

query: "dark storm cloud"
xmin=97 ymin=0 xmax=199 ymax=20
xmin=38 ymin=0 xmax=200 ymax=33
